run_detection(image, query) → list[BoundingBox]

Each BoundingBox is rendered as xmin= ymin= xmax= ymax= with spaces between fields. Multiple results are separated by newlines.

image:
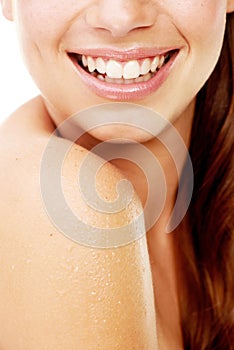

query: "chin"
xmin=68 ymin=101 xmax=171 ymax=145
xmin=88 ymin=124 xmax=154 ymax=144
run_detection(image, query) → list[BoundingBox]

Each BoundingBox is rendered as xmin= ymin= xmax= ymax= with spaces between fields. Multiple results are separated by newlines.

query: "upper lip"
xmin=67 ymin=46 xmax=180 ymax=61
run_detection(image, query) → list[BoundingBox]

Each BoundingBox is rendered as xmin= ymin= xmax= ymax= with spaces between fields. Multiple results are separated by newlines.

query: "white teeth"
xmin=96 ymin=57 xmax=106 ymax=74
xmin=82 ymin=55 xmax=88 ymax=67
xmin=140 ymin=58 xmax=151 ymax=75
xmin=143 ymin=73 xmax=152 ymax=82
xmin=105 ymin=76 xmax=116 ymax=83
xmin=115 ymin=78 xmax=124 ymax=84
xmin=158 ymin=55 xmax=165 ymax=69
xmin=151 ymin=56 xmax=160 ymax=72
xmin=81 ymin=52 xmax=169 ymax=81
xmin=123 ymin=60 xmax=140 ymax=79
xmin=124 ymin=79 xmax=134 ymax=85
xmin=97 ymin=74 xmax=105 ymax=81
xmin=99 ymin=73 xmax=154 ymax=84
xmin=106 ymin=59 xmax=123 ymax=79
xmin=135 ymin=76 xmax=145 ymax=83
xmin=87 ymin=56 xmax=96 ymax=72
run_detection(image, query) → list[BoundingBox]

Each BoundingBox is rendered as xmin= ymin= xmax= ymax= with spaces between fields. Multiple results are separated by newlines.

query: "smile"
xmin=68 ymin=48 xmax=179 ymax=100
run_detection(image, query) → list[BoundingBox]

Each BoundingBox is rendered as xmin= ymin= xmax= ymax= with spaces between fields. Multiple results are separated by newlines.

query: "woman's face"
xmin=2 ymin=0 xmax=234 ymax=140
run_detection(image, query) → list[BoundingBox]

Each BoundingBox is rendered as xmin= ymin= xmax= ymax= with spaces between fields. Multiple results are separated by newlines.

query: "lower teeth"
xmin=92 ymin=72 xmax=155 ymax=84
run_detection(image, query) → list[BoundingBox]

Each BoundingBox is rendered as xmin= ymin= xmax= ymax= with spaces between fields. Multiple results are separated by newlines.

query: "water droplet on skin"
xmin=57 ymin=289 xmax=66 ymax=297
xmin=11 ymin=265 xmax=15 ymax=270
xmin=68 ymin=245 xmax=75 ymax=253
xmin=87 ymin=269 xmax=96 ymax=277
xmin=91 ymin=291 xmax=97 ymax=296
xmin=91 ymin=249 xmax=98 ymax=258
xmin=73 ymin=266 xmax=79 ymax=273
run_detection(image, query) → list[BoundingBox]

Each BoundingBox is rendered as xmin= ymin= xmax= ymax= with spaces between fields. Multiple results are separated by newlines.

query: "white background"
xmin=0 ymin=12 xmax=39 ymax=123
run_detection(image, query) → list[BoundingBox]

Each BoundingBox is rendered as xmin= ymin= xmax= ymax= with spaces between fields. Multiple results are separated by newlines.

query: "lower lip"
xmin=70 ymin=52 xmax=179 ymax=101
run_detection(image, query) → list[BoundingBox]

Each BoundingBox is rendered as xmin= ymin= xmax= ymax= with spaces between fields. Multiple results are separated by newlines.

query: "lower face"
xmin=12 ymin=0 xmax=227 ymax=142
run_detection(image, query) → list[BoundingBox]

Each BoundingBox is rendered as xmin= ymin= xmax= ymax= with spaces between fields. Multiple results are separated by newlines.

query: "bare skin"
xmin=0 ymin=95 xmax=188 ymax=350
xmin=2 ymin=1 xmax=234 ymax=349
xmin=0 ymin=97 xmax=159 ymax=350
xmin=0 ymin=96 xmax=193 ymax=349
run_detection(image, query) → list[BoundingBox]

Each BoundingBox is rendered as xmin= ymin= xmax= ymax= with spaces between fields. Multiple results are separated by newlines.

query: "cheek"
xmin=168 ymin=0 xmax=227 ymax=69
xmin=14 ymin=0 xmax=94 ymax=33
xmin=15 ymin=1 xmax=68 ymax=41
xmin=165 ymin=0 xmax=226 ymax=42
xmin=14 ymin=0 xmax=75 ymax=79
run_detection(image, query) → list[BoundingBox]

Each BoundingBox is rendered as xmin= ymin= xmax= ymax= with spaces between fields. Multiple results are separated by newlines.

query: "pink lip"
xmin=69 ymin=49 xmax=179 ymax=101
xmin=68 ymin=47 xmax=178 ymax=61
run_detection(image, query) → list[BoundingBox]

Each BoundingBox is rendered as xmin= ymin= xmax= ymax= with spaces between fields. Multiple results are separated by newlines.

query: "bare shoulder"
xmin=0 ymin=96 xmax=142 ymax=234
xmin=0 ymin=96 xmax=55 ymax=177
xmin=0 ymin=97 xmax=58 ymax=225
xmin=0 ymin=97 xmax=157 ymax=350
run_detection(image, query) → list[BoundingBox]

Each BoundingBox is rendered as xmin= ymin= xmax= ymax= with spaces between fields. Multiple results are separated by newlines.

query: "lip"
xmin=68 ymin=47 xmax=179 ymax=61
xmin=68 ymin=48 xmax=180 ymax=101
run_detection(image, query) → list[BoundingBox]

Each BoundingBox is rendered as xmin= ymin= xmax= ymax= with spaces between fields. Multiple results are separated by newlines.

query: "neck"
xmin=110 ymin=100 xmax=195 ymax=224
xmin=110 ymin=101 xmax=194 ymax=348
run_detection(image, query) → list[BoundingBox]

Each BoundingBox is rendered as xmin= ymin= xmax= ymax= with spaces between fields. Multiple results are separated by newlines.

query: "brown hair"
xmin=177 ymin=12 xmax=234 ymax=349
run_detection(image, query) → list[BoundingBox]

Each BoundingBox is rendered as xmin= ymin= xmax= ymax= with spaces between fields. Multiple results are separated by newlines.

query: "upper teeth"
xmin=82 ymin=55 xmax=166 ymax=79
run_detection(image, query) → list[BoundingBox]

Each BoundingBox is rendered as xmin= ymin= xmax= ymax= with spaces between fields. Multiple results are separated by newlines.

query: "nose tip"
xmin=101 ymin=17 xmax=153 ymax=38
xmin=85 ymin=1 xmax=155 ymax=38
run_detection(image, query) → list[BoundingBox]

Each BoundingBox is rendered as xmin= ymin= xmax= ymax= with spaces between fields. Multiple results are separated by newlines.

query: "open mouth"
xmin=69 ymin=50 xmax=178 ymax=85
